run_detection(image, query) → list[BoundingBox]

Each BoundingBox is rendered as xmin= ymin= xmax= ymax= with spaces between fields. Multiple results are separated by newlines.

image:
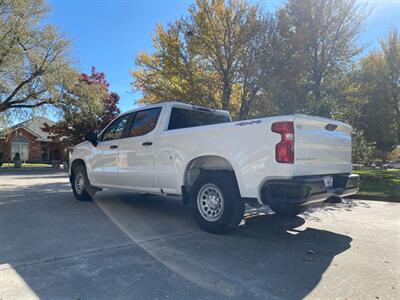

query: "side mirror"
xmin=85 ymin=131 xmax=98 ymax=147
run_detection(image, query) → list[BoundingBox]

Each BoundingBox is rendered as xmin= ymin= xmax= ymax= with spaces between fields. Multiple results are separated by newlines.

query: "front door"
xmin=40 ymin=145 xmax=48 ymax=162
xmin=89 ymin=114 xmax=130 ymax=187
xmin=118 ymin=107 xmax=162 ymax=189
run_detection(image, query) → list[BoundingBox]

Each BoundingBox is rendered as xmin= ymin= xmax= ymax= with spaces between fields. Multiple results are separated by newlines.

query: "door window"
xmin=101 ymin=115 xmax=130 ymax=141
xmin=129 ymin=107 xmax=161 ymax=137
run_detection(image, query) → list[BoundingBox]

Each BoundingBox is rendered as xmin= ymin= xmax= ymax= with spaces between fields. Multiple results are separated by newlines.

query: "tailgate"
xmin=294 ymin=115 xmax=352 ymax=176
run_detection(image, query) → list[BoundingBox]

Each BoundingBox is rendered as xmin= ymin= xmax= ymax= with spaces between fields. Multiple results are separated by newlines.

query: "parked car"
xmin=390 ymin=160 xmax=400 ymax=169
xmin=69 ymin=102 xmax=360 ymax=233
xmin=380 ymin=163 xmax=389 ymax=170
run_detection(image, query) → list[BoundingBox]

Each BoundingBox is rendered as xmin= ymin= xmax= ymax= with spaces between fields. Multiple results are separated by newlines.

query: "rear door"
xmin=156 ymin=106 xmax=232 ymax=191
xmin=294 ymin=115 xmax=353 ymax=176
xmin=118 ymin=107 xmax=162 ymax=189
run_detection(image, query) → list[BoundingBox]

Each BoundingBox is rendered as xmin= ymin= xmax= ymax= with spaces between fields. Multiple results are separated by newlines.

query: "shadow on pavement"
xmin=90 ymin=191 xmax=352 ymax=299
xmin=1 ymin=177 xmax=353 ymax=299
xmin=301 ymin=199 xmax=371 ymax=222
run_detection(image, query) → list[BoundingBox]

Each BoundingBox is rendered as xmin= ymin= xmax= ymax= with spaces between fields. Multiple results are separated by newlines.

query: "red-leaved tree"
xmin=80 ymin=67 xmax=120 ymax=129
xmin=43 ymin=67 xmax=120 ymax=145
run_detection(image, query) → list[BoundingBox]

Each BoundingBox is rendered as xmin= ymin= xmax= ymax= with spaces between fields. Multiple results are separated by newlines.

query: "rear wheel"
xmin=190 ymin=171 xmax=244 ymax=234
xmin=71 ymin=165 xmax=95 ymax=201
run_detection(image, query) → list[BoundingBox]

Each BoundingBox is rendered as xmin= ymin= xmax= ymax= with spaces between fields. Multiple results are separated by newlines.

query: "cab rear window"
xmin=168 ymin=107 xmax=230 ymax=130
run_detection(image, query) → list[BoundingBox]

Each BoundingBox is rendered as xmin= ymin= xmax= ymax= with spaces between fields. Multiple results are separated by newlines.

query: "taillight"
xmin=271 ymin=121 xmax=294 ymax=163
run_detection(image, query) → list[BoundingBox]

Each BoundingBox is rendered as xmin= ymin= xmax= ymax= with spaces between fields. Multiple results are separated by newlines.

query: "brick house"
xmin=0 ymin=117 xmax=66 ymax=163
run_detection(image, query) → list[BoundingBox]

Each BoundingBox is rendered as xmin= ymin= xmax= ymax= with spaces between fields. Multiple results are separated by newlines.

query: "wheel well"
xmin=70 ymin=159 xmax=86 ymax=179
xmin=183 ymin=155 xmax=236 ymax=198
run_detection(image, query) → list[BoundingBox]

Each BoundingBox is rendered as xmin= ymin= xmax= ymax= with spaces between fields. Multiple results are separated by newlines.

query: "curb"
xmin=0 ymin=167 xmax=67 ymax=172
xmin=348 ymin=194 xmax=400 ymax=203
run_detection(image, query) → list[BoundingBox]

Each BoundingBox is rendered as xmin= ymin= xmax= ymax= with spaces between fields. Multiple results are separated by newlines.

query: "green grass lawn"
xmin=353 ymin=169 xmax=400 ymax=199
xmin=0 ymin=163 xmax=51 ymax=168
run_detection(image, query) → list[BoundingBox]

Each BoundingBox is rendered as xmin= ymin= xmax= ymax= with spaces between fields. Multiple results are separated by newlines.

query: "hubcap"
xmin=74 ymin=172 xmax=85 ymax=195
xmin=197 ymin=183 xmax=224 ymax=222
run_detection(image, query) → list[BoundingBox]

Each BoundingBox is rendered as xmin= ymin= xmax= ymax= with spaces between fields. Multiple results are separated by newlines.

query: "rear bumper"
xmin=261 ymin=174 xmax=360 ymax=207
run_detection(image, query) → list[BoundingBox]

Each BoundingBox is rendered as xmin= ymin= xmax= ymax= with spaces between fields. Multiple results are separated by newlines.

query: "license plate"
xmin=323 ymin=176 xmax=333 ymax=188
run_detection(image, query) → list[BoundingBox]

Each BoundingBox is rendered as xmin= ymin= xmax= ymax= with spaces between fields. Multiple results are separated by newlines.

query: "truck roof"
xmin=121 ymin=101 xmax=230 ymax=116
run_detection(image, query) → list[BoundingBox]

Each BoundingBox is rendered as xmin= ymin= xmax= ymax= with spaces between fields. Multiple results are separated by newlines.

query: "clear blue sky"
xmin=47 ymin=0 xmax=400 ymax=115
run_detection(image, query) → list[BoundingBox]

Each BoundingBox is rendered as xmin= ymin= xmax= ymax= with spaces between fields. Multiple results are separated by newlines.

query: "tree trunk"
xmin=396 ymin=102 xmax=400 ymax=145
xmin=239 ymin=100 xmax=249 ymax=120
xmin=239 ymin=89 xmax=257 ymax=120
xmin=222 ymin=78 xmax=231 ymax=111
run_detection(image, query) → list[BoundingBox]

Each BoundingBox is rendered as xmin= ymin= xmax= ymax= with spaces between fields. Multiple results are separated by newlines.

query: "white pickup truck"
xmin=69 ymin=102 xmax=359 ymax=233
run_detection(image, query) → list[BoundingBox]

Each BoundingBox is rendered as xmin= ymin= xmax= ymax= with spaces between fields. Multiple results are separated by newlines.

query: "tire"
xmin=71 ymin=165 xmax=95 ymax=201
xmin=269 ymin=205 xmax=307 ymax=217
xmin=190 ymin=171 xmax=245 ymax=234
xmin=325 ymin=195 xmax=342 ymax=204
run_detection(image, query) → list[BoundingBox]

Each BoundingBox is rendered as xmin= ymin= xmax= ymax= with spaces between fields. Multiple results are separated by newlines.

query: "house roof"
xmin=10 ymin=117 xmax=56 ymax=142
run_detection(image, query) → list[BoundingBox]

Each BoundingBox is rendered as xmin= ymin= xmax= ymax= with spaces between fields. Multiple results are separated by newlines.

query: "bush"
xmin=352 ymin=129 xmax=376 ymax=164
xmin=0 ymin=152 xmax=3 ymax=167
xmin=388 ymin=146 xmax=400 ymax=161
xmin=13 ymin=152 xmax=21 ymax=168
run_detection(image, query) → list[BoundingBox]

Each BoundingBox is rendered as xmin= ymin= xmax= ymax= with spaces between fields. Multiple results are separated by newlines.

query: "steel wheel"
xmin=197 ymin=183 xmax=224 ymax=222
xmin=74 ymin=172 xmax=85 ymax=195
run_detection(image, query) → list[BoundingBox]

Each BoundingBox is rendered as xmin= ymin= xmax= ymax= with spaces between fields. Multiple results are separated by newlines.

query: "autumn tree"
xmin=79 ymin=68 xmax=120 ymax=128
xmin=0 ymin=0 xmax=75 ymax=115
xmin=131 ymin=0 xmax=395 ymax=158
xmin=132 ymin=0 xmax=273 ymax=119
xmin=133 ymin=21 xmax=219 ymax=109
xmin=43 ymin=67 xmax=120 ymax=145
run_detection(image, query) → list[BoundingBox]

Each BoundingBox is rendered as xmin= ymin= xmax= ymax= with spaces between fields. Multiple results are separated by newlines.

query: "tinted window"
xmin=102 ymin=115 xmax=129 ymax=141
xmin=129 ymin=107 xmax=161 ymax=137
xmin=168 ymin=108 xmax=231 ymax=130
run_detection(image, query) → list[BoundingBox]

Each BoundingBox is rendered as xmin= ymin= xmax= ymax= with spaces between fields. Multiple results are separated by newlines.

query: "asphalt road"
xmin=0 ymin=170 xmax=399 ymax=300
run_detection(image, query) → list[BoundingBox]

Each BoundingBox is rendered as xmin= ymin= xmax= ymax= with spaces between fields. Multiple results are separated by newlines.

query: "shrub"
xmin=388 ymin=146 xmax=400 ymax=161
xmin=352 ymin=129 xmax=376 ymax=164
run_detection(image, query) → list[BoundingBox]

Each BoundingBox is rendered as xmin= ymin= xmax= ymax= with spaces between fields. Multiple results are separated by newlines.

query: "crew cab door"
xmin=118 ymin=107 xmax=162 ymax=189
xmin=90 ymin=114 xmax=130 ymax=186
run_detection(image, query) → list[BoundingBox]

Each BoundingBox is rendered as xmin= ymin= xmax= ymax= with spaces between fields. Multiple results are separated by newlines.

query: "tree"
xmin=43 ymin=67 xmax=120 ymax=145
xmin=185 ymin=0 xmax=271 ymax=117
xmin=358 ymin=53 xmax=396 ymax=150
xmin=0 ymin=0 xmax=73 ymax=114
xmin=255 ymin=9 xmax=308 ymax=116
xmin=330 ymin=29 xmax=399 ymax=153
xmin=380 ymin=29 xmax=400 ymax=145
xmin=264 ymin=0 xmax=366 ymax=117
xmin=80 ymin=67 xmax=120 ymax=128
xmin=346 ymin=30 xmax=399 ymax=151
xmin=132 ymin=0 xmax=273 ymax=119
xmin=133 ymin=22 xmax=219 ymax=109
xmin=352 ymin=128 xmax=375 ymax=164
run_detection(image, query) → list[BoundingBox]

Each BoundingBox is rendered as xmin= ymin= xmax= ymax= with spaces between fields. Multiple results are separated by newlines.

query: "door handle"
xmin=110 ymin=145 xmax=118 ymax=149
xmin=142 ymin=141 xmax=153 ymax=146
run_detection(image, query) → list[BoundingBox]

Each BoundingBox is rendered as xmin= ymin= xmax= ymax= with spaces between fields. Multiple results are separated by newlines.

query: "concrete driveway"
xmin=0 ymin=170 xmax=399 ymax=300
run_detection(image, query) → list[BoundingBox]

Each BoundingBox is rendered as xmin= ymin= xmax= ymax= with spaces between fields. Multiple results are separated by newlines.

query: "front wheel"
xmin=190 ymin=171 xmax=245 ymax=234
xmin=71 ymin=165 xmax=95 ymax=201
